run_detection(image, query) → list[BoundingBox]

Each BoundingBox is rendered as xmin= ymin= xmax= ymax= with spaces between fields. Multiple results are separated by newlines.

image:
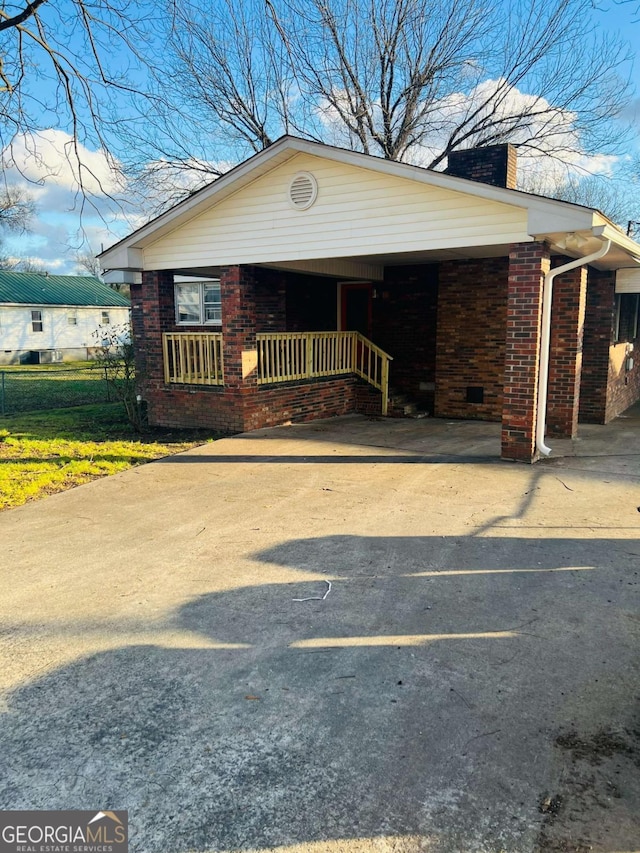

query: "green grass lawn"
xmin=0 ymin=362 xmax=110 ymax=413
xmin=0 ymin=403 xmax=221 ymax=510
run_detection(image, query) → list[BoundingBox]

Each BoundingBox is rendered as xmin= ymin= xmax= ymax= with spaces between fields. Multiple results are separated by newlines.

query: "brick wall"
xmin=145 ymin=385 xmax=245 ymax=432
xmin=244 ymin=376 xmax=361 ymax=431
xmin=546 ymin=261 xmax=587 ymax=438
xmin=254 ymin=268 xmax=287 ymax=331
xmin=435 ymin=258 xmax=508 ymax=420
xmin=373 ymin=264 xmax=438 ymax=409
xmin=354 ymin=381 xmax=384 ymax=416
xmin=144 ymin=374 xmax=382 ymax=433
xmin=446 ymin=144 xmax=518 ymax=189
xmin=577 ymin=269 xmax=640 ymax=423
xmin=501 ymin=242 xmax=549 ymax=462
xmin=605 ymin=341 xmax=640 ymax=421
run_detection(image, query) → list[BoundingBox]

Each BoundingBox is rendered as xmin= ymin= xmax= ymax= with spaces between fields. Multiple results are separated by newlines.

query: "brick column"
xmin=501 ymin=242 xmax=549 ymax=462
xmin=139 ymin=270 xmax=175 ymax=387
xmin=220 ymin=265 xmax=259 ymax=393
xmin=579 ymin=269 xmax=615 ymax=423
xmin=546 ymin=263 xmax=587 ymax=438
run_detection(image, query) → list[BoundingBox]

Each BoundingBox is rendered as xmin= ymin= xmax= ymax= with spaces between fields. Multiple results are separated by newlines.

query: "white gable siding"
xmin=143 ymin=153 xmax=530 ymax=270
xmin=0 ymin=305 xmax=130 ymax=354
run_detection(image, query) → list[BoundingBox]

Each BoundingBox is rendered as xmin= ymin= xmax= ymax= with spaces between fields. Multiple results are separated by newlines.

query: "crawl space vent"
xmin=288 ymin=172 xmax=318 ymax=210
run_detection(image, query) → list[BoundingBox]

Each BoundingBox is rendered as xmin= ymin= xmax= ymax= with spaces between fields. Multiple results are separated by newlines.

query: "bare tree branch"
xmin=0 ymin=0 xmax=156 ymax=220
xmin=0 ymin=0 xmax=46 ymax=33
xmin=139 ymin=0 xmax=632 ymax=197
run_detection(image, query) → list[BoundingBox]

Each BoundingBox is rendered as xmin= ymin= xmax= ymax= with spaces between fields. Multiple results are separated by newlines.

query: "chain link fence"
xmin=0 ymin=365 xmax=114 ymax=416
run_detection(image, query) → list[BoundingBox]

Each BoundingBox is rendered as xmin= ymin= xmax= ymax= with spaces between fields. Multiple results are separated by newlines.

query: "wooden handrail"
xmin=161 ymin=330 xmax=392 ymax=413
xmin=163 ymin=332 xmax=224 ymax=385
xmin=256 ymin=331 xmax=393 ymax=415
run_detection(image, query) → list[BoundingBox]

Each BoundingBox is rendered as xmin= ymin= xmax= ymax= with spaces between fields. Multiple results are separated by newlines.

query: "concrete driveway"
xmin=1 ymin=411 xmax=639 ymax=853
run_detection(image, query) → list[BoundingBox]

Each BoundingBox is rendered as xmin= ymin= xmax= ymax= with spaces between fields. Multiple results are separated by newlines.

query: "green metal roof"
xmin=0 ymin=272 xmax=130 ymax=307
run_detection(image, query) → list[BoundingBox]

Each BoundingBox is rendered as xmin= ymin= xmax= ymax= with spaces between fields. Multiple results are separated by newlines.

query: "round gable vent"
xmin=288 ymin=172 xmax=318 ymax=210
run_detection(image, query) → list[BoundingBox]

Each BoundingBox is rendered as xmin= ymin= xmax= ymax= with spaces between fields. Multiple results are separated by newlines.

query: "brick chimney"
xmin=445 ymin=144 xmax=517 ymax=189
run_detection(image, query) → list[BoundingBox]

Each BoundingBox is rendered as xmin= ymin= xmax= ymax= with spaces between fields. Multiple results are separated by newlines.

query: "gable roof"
xmin=0 ymin=272 xmax=130 ymax=307
xmin=99 ymin=135 xmax=640 ymax=273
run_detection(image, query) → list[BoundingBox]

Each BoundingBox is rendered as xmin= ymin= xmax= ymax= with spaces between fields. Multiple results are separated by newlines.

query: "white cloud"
xmin=316 ymin=78 xmax=620 ymax=191
xmin=3 ymin=129 xmax=125 ymax=197
xmin=1 ymin=130 xmax=138 ymax=273
xmin=1 ymin=130 xmax=234 ymax=270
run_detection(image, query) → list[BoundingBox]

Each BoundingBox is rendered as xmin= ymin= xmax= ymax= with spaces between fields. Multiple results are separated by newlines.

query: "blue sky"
xmin=2 ymin=0 xmax=640 ymax=274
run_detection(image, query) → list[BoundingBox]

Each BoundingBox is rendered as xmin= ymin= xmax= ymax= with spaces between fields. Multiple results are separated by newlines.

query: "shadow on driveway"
xmin=1 ymin=534 xmax=639 ymax=852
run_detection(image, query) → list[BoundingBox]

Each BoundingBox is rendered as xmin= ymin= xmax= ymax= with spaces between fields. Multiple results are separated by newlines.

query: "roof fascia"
xmin=594 ymin=224 xmax=640 ymax=264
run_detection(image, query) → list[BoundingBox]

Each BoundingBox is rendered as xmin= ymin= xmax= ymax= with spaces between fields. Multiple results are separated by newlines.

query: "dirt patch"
xmin=535 ymin=725 xmax=640 ymax=852
xmin=554 ymin=730 xmax=637 ymax=766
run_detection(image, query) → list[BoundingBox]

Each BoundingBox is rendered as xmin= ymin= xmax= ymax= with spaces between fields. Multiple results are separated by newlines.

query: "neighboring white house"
xmin=0 ymin=272 xmax=131 ymax=364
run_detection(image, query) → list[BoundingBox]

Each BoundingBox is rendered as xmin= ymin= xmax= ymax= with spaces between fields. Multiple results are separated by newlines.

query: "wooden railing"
xmin=256 ymin=331 xmax=393 ymax=414
xmin=163 ymin=332 xmax=224 ymax=385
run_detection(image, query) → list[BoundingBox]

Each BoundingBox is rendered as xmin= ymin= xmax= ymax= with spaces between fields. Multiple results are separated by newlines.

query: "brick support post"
xmin=220 ymin=265 xmax=259 ymax=400
xmin=501 ymin=242 xmax=549 ymax=462
xmin=579 ymin=270 xmax=615 ymax=423
xmin=546 ymin=263 xmax=587 ymax=438
xmin=140 ymin=270 xmax=175 ymax=388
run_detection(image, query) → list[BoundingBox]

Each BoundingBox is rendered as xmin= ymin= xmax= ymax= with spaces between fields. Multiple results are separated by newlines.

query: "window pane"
xmin=203 ymin=281 xmax=221 ymax=323
xmin=616 ymin=294 xmax=640 ymax=342
xmin=31 ymin=310 xmax=43 ymax=333
xmin=176 ymin=283 xmax=201 ymax=323
xmin=68 ymin=310 xmax=78 ymax=325
xmin=101 ymin=311 xmax=110 ymax=325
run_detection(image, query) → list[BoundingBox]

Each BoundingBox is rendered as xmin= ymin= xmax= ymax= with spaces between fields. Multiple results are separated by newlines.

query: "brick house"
xmin=99 ymin=136 xmax=640 ymax=463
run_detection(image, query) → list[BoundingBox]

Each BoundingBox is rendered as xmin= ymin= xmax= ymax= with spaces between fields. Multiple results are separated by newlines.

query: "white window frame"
xmin=31 ymin=309 xmax=43 ymax=333
xmin=100 ymin=310 xmax=111 ymax=326
xmin=174 ymin=279 xmax=222 ymax=326
xmin=67 ymin=309 xmax=78 ymax=326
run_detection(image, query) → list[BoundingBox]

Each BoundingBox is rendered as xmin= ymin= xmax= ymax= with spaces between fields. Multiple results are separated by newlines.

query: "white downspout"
xmin=536 ymin=238 xmax=612 ymax=457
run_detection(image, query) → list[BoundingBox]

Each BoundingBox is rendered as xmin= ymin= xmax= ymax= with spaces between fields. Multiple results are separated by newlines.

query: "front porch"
xmin=130 ymin=248 xmax=621 ymax=464
xmin=163 ymin=329 xmax=392 ymax=411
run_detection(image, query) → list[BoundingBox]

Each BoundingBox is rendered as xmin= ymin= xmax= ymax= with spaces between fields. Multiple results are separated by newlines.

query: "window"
xmin=175 ymin=280 xmax=222 ymax=325
xmin=31 ymin=310 xmax=43 ymax=332
xmin=615 ymin=294 xmax=640 ymax=343
xmin=67 ymin=309 xmax=78 ymax=326
xmin=101 ymin=311 xmax=110 ymax=325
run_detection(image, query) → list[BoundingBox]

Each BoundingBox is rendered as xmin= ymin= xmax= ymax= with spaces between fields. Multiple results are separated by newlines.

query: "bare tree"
xmin=11 ymin=257 xmax=49 ymax=273
xmin=144 ymin=0 xmax=631 ymax=189
xmin=74 ymin=249 xmax=103 ymax=278
xmin=0 ymin=0 xmax=155 ymax=207
xmin=0 ymin=184 xmax=34 ymax=231
xmin=522 ymin=169 xmax=640 ymax=229
xmin=0 ymin=184 xmax=34 ymax=268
